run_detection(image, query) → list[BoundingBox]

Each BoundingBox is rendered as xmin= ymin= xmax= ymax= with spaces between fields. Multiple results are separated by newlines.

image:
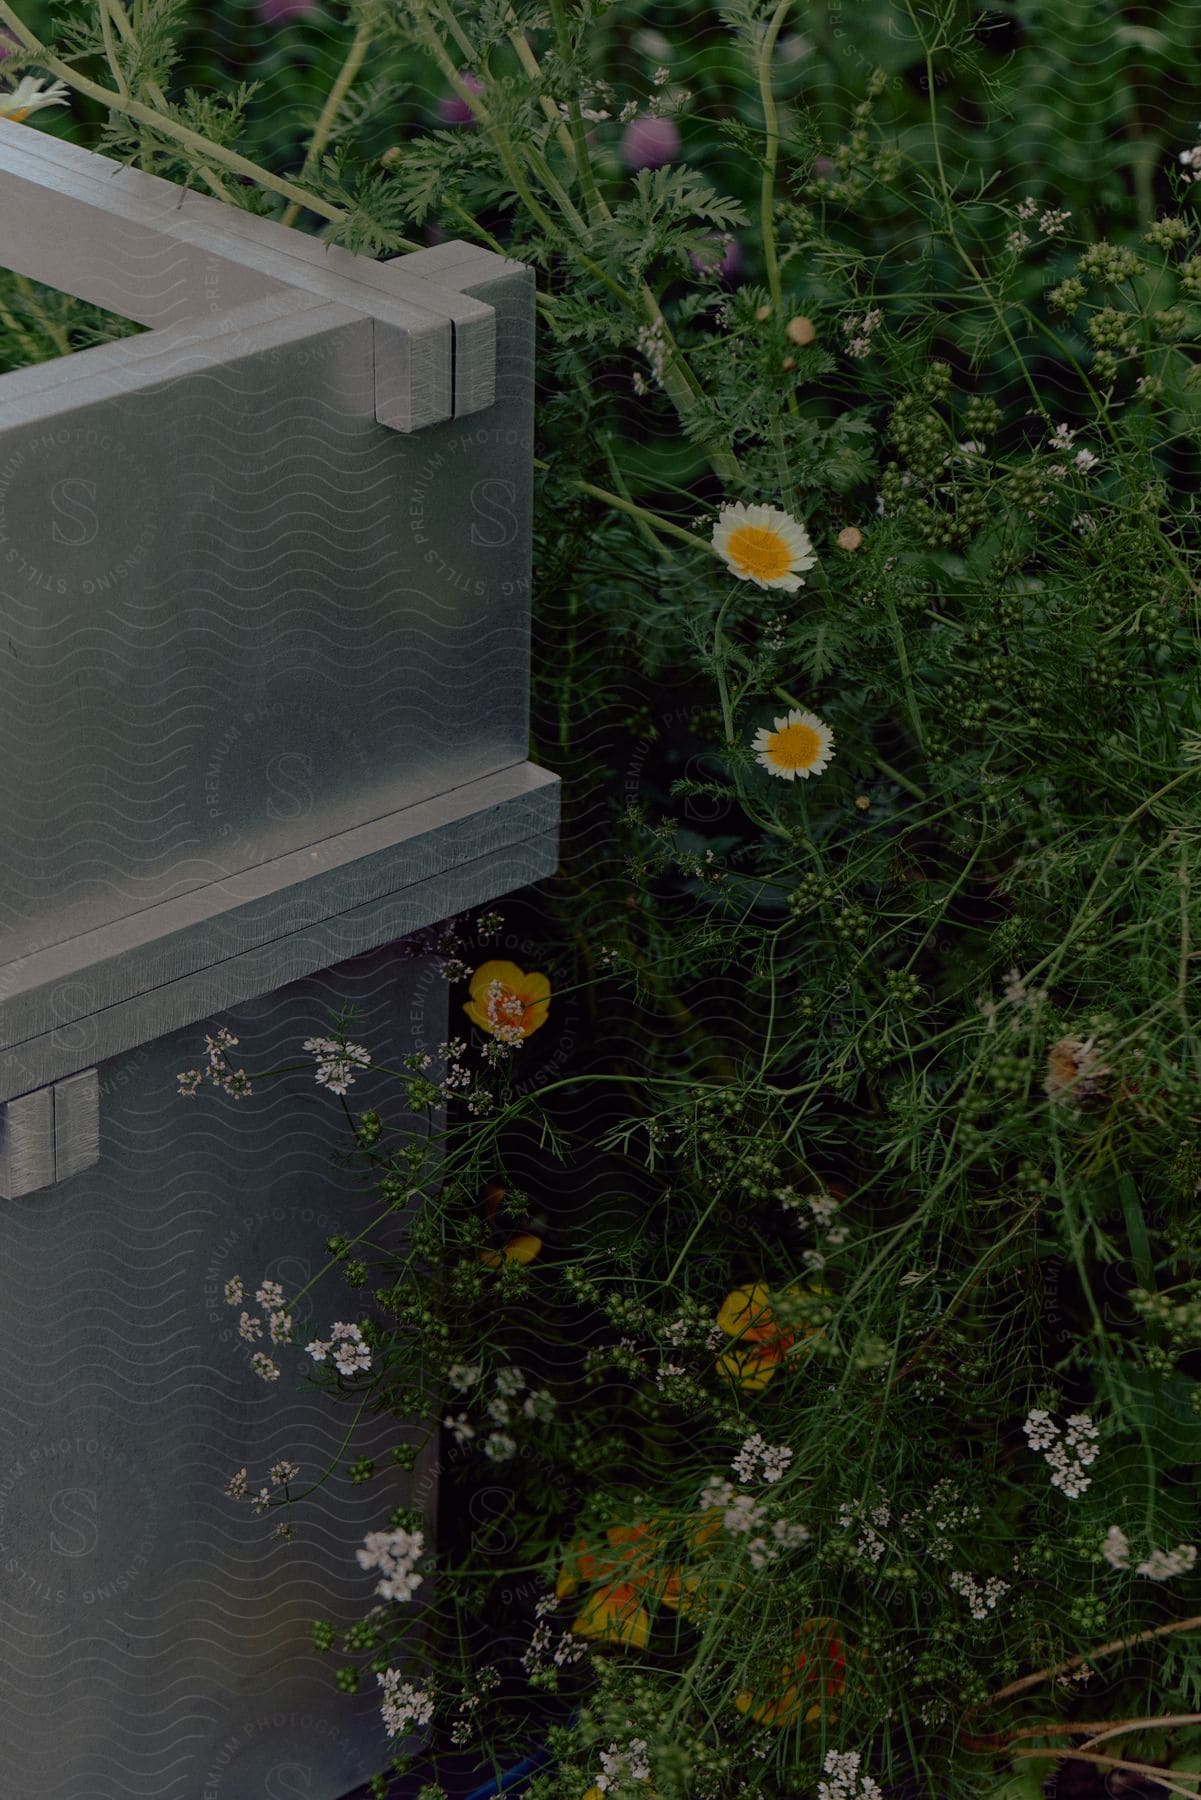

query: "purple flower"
xmin=690 ymin=233 xmax=743 ymax=284
xmin=255 ymin=0 xmax=320 ymax=21
xmin=622 ymin=114 xmax=680 ymax=171
xmin=438 ymin=72 xmax=485 ymax=126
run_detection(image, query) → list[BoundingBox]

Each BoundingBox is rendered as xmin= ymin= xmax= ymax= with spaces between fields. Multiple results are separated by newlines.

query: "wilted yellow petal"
xmin=479 ymin=1232 xmax=542 ymax=1268
xmin=572 ymin=1582 xmax=650 ymax=1649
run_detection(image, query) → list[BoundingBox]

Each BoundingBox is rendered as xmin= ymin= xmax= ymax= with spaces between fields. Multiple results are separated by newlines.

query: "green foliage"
xmin=11 ymin=0 xmax=1201 ymax=1793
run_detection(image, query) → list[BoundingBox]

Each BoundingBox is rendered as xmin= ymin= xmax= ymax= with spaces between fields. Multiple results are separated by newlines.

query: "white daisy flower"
xmin=0 ymin=77 xmax=70 ymax=122
xmin=712 ymin=502 xmax=817 ymax=592
xmin=752 ymin=709 xmax=835 ymax=780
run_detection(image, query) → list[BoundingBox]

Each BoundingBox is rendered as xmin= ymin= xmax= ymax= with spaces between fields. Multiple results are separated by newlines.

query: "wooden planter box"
xmin=0 ymin=128 xmax=557 ymax=1798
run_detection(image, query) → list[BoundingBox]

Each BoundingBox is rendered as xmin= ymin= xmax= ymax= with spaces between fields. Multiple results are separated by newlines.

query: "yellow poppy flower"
xmin=558 ymin=1518 xmax=686 ymax=1646
xmin=734 ymin=1618 xmax=848 ymax=1728
xmin=571 ymin=1580 xmax=650 ymax=1649
xmin=714 ymin=1281 xmax=829 ymax=1392
xmin=478 ymin=1232 xmax=542 ymax=1267
xmin=464 ymin=960 xmax=551 ymax=1040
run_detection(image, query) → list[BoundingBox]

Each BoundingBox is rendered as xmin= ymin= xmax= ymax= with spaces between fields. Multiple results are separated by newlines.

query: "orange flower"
xmin=464 ymin=961 xmax=551 ymax=1041
xmin=714 ymin=1281 xmax=829 ymax=1391
xmin=558 ymin=1518 xmax=688 ymax=1647
xmin=734 ymin=1617 xmax=848 ymax=1728
xmin=479 ymin=1232 xmax=542 ymax=1267
xmin=571 ymin=1580 xmax=650 ymax=1650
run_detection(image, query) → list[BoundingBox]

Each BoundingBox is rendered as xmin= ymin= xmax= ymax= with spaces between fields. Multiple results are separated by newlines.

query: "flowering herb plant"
xmin=7 ymin=0 xmax=1201 ymax=1794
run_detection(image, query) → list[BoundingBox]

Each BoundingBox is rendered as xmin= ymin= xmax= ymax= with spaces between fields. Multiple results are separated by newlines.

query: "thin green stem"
xmin=535 ymin=464 xmax=718 ymax=555
xmin=545 ymin=0 xmax=604 ymax=222
xmin=757 ymin=0 xmax=792 ymax=315
xmin=0 ymin=0 xmax=346 ymax=222
xmin=281 ymin=17 xmax=374 ymax=229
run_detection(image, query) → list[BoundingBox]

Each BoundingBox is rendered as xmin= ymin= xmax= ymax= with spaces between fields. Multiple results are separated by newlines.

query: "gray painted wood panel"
xmin=0 ymin=128 xmax=508 ymax=426
xmin=0 ymin=1082 xmax=53 ymax=1197
xmin=0 ymin=943 xmax=444 ymax=1798
xmin=52 ymin=1066 xmax=101 ymax=1182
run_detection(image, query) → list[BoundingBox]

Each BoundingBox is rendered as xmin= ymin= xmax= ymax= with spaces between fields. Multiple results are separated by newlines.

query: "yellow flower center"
xmin=725 ymin=524 xmax=793 ymax=582
xmin=765 ymin=721 xmax=822 ymax=770
xmin=6 ymin=107 xmax=31 ymax=122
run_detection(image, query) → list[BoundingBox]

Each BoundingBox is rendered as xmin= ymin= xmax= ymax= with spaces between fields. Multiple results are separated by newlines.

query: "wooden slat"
xmin=0 ymin=763 xmax=559 ymax=1099
xmin=0 ymin=126 xmax=504 ymax=425
xmin=52 ymin=1067 xmax=101 ymax=1181
xmin=0 ymin=1084 xmax=53 ymax=1196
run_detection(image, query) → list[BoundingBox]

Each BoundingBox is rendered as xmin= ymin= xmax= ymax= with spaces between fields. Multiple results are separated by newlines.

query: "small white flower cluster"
xmin=448 ymin=1665 xmax=501 ymax=1745
xmin=307 ymin=1320 xmax=372 ymax=1376
xmin=732 ymin=1433 xmax=794 ymax=1484
xmin=444 ymin=1363 xmax=553 ymax=1454
xmin=949 ymin=1569 xmax=1009 ymax=1620
xmin=1023 ymin=1408 xmax=1099 ymax=1498
xmin=303 ymin=1035 xmax=371 ymax=1096
xmin=977 ymin=965 xmax=1049 ymax=1032
xmin=842 ymin=306 xmax=883 ymax=360
xmin=664 ymin=1305 xmax=713 ymax=1349
xmin=1135 ymin=1544 xmax=1196 ymax=1581
xmin=837 ymin=1495 xmax=891 ymax=1563
xmin=808 ymin=1190 xmax=841 ymax=1226
xmin=596 ymin=1739 xmax=651 ymax=1791
xmin=1180 ymin=139 xmax=1201 ymax=183
xmin=357 ymin=1526 xmax=425 ymax=1603
xmin=224 ymin=1273 xmax=295 ymax=1381
xmin=178 ymin=1025 xmax=253 ymax=1099
xmin=226 ymin=1458 xmax=300 ymax=1506
xmin=901 ymin=1479 xmax=981 ymax=1562
xmin=748 ymin=1519 xmax=810 ymax=1571
xmin=700 ymin=1475 xmax=766 ymax=1534
xmin=697 ymin=1476 xmax=809 ymax=1568
xmin=633 ymin=322 xmax=668 ymax=397
xmin=377 ymin=1669 xmax=434 ymax=1737
xmin=522 ymin=1592 xmax=588 ymax=1674
xmin=817 ymin=1749 xmax=883 ymax=1800
xmin=436 ymin=1037 xmax=498 ymax=1113
xmin=1006 ymin=198 xmax=1071 ymax=253
xmin=655 ymin=1361 xmax=688 ymax=1389
xmin=1102 ymin=1525 xmax=1198 ymax=1580
xmin=241 ymin=1279 xmax=294 ymax=1346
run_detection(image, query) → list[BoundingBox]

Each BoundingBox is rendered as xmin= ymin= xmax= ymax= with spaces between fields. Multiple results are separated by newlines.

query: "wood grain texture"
xmin=0 ymin=130 xmax=511 ymax=428
xmin=0 ymin=790 xmax=559 ymax=1099
xmin=0 ymin=1084 xmax=53 ymax=1198
xmin=52 ymin=1067 xmax=101 ymax=1183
